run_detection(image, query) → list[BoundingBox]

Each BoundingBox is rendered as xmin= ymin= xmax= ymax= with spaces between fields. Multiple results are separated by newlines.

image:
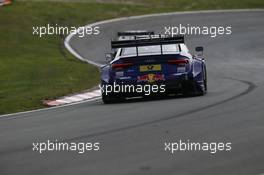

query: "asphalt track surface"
xmin=1 ymin=10 xmax=264 ymax=175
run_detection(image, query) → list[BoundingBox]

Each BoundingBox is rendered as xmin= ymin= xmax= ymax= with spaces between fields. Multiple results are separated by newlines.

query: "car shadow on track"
xmin=102 ymin=93 xmax=204 ymax=105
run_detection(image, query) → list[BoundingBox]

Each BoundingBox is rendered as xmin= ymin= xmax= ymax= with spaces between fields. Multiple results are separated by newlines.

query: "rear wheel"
xmin=102 ymin=93 xmax=124 ymax=104
xmin=182 ymin=78 xmax=207 ymax=97
xmin=197 ymin=78 xmax=207 ymax=96
xmin=196 ymin=65 xmax=207 ymax=96
xmin=201 ymin=65 xmax=207 ymax=95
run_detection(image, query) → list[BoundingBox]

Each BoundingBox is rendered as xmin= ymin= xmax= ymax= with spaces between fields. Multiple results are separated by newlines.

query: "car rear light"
xmin=168 ymin=59 xmax=189 ymax=65
xmin=112 ymin=63 xmax=133 ymax=69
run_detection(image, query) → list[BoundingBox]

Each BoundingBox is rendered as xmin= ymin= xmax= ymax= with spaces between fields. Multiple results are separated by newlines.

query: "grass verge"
xmin=0 ymin=0 xmax=263 ymax=114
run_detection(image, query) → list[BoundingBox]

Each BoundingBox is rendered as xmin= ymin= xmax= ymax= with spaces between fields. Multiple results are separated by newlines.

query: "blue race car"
xmin=100 ymin=32 xmax=207 ymax=103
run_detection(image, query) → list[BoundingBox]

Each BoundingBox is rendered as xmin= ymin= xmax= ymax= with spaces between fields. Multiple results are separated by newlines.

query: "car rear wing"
xmin=111 ymin=35 xmax=184 ymax=49
xmin=117 ymin=31 xmax=155 ymax=37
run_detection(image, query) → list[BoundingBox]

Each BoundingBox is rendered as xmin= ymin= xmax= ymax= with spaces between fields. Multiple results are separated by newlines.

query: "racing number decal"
xmin=147 ymin=65 xmax=154 ymax=70
xmin=140 ymin=64 xmax=161 ymax=72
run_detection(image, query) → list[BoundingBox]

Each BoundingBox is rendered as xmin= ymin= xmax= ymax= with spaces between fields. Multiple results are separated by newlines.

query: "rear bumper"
xmin=101 ymin=73 xmax=199 ymax=97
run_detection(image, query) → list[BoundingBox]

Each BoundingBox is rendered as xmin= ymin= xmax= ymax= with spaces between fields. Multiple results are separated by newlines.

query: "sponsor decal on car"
xmin=137 ymin=73 xmax=165 ymax=83
xmin=140 ymin=64 xmax=161 ymax=72
xmin=177 ymin=66 xmax=186 ymax=73
xmin=115 ymin=71 xmax=124 ymax=77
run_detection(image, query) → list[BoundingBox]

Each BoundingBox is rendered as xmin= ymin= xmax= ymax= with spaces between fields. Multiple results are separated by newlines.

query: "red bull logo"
xmin=137 ymin=74 xmax=165 ymax=83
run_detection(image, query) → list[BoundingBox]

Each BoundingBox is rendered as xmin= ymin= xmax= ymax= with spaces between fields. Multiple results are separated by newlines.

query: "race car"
xmin=100 ymin=33 xmax=207 ymax=103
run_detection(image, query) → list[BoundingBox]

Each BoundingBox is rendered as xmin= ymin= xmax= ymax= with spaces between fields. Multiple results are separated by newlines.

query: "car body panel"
xmin=100 ymin=34 xmax=207 ymax=102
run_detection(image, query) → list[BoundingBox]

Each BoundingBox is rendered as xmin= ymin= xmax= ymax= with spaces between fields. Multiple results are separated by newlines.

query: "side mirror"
xmin=105 ymin=53 xmax=113 ymax=62
xmin=195 ymin=46 xmax=204 ymax=57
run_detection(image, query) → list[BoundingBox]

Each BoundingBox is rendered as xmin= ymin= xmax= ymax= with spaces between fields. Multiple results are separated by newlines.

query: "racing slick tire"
xmin=102 ymin=93 xmax=124 ymax=104
xmin=182 ymin=75 xmax=207 ymax=97
xmin=194 ymin=66 xmax=207 ymax=96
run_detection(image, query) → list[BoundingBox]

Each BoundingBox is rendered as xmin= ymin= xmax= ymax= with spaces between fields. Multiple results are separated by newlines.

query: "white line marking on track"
xmin=0 ymin=97 xmax=102 ymax=118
